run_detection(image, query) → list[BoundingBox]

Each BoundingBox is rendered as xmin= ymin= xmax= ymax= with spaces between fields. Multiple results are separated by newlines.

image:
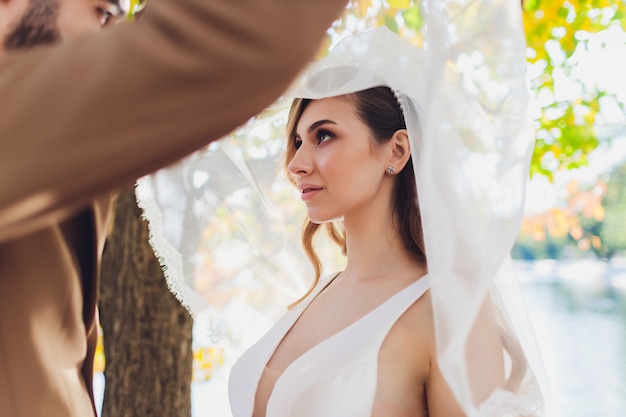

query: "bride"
xmin=137 ymin=2 xmax=555 ymax=416
xmin=232 ymin=87 xmax=505 ymax=416
xmin=228 ymin=28 xmax=545 ymax=417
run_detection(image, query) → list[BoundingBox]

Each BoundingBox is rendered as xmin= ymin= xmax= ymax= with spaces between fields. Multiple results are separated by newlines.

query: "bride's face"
xmin=287 ymin=96 xmax=390 ymax=224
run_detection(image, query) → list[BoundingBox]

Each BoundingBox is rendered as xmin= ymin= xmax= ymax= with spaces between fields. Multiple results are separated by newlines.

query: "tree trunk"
xmin=100 ymin=187 xmax=193 ymax=417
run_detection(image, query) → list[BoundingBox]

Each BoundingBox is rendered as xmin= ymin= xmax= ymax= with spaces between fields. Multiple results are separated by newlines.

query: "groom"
xmin=0 ymin=0 xmax=347 ymax=415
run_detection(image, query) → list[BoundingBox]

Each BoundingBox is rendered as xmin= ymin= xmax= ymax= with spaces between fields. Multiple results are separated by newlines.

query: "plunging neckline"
xmin=256 ymin=273 xmax=430 ymax=416
xmin=262 ymin=272 xmax=341 ymax=374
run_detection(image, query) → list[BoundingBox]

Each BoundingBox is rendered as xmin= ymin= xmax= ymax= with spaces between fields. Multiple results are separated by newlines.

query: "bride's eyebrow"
xmin=294 ymin=119 xmax=338 ymax=139
xmin=307 ymin=119 xmax=337 ymax=133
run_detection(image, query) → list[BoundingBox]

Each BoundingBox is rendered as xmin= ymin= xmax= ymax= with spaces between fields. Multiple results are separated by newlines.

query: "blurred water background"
xmin=518 ymin=258 xmax=626 ymax=417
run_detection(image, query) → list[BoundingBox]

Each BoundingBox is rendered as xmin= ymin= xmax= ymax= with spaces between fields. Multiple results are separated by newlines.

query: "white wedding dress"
xmin=228 ymin=275 xmax=431 ymax=417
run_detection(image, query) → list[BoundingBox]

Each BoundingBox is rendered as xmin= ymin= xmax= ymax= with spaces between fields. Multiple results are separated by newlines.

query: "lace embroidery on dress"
xmin=476 ymin=375 xmax=545 ymax=417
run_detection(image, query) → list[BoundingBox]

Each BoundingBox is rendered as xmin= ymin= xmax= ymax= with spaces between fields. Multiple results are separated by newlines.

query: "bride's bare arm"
xmin=427 ymin=300 xmax=506 ymax=417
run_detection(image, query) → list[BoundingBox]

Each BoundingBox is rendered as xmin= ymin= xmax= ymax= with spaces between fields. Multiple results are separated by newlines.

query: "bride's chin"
xmin=307 ymin=213 xmax=343 ymax=225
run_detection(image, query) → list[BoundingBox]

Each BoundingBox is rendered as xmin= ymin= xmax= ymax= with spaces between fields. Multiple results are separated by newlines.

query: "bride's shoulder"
xmin=378 ymin=285 xmax=434 ymax=395
xmin=385 ymin=285 xmax=436 ymax=366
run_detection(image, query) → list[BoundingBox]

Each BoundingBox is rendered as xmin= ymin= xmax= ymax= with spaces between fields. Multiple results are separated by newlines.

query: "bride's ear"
xmin=386 ymin=129 xmax=411 ymax=173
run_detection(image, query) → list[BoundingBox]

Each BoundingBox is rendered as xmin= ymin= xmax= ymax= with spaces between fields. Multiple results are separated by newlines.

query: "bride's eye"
xmin=316 ymin=130 xmax=334 ymax=145
xmin=294 ymin=138 xmax=303 ymax=150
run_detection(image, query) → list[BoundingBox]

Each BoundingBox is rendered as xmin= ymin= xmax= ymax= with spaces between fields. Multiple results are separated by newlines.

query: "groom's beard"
xmin=4 ymin=0 xmax=60 ymax=50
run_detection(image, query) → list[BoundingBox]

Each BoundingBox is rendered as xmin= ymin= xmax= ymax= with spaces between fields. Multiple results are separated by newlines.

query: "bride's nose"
xmin=287 ymin=143 xmax=313 ymax=177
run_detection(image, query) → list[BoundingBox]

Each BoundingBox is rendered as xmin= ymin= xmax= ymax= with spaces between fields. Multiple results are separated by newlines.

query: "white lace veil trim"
xmin=137 ymin=0 xmax=556 ymax=415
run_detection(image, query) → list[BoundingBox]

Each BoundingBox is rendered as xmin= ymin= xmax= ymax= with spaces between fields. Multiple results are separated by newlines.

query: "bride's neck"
xmin=341 ymin=216 xmax=422 ymax=283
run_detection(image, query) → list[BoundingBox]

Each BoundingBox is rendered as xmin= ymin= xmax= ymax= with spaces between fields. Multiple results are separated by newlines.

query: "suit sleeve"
xmin=0 ymin=0 xmax=347 ymax=242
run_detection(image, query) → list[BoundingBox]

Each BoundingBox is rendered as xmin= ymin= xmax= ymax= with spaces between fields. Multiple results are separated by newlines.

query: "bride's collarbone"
xmin=268 ymin=295 xmax=352 ymax=369
xmin=269 ymin=277 xmax=425 ymax=373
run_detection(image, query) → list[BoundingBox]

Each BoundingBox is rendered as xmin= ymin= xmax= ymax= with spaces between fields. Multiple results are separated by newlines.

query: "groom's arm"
xmin=0 ymin=0 xmax=347 ymax=242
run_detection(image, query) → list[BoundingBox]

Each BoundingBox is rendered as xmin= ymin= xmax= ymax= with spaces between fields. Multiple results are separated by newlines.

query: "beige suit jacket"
xmin=0 ymin=0 xmax=347 ymax=415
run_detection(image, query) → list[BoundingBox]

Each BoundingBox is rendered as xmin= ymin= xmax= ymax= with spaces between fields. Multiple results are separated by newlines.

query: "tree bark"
xmin=100 ymin=187 xmax=193 ymax=417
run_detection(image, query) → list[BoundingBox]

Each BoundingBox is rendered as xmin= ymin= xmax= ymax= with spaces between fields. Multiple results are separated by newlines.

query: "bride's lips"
xmin=299 ymin=183 xmax=323 ymax=201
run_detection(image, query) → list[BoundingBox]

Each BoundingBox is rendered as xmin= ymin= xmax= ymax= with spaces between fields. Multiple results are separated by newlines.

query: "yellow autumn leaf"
xmin=569 ymin=224 xmax=584 ymax=240
xmin=93 ymin=332 xmax=106 ymax=374
xmin=591 ymin=235 xmax=602 ymax=250
xmin=193 ymin=346 xmax=225 ymax=382
xmin=315 ymin=34 xmax=332 ymax=60
xmin=545 ymin=209 xmax=568 ymax=238
xmin=593 ymin=205 xmax=605 ymax=222
xmin=356 ymin=0 xmax=372 ymax=18
xmin=388 ymin=0 xmax=411 ymax=9
xmin=532 ymin=223 xmax=546 ymax=241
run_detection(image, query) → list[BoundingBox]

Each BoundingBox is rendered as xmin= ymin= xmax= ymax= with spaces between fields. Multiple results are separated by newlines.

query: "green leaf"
xmin=402 ymin=7 xmax=422 ymax=32
xmin=557 ymin=6 xmax=569 ymax=19
xmin=384 ymin=14 xmax=399 ymax=33
xmin=524 ymin=0 xmax=541 ymax=12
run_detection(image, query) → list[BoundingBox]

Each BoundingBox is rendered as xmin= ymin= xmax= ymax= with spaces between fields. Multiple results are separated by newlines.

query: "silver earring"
xmin=387 ymin=166 xmax=395 ymax=174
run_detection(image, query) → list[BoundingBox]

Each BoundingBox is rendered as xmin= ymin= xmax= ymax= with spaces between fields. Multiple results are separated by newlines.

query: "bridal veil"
xmin=137 ymin=1 xmax=555 ymax=415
